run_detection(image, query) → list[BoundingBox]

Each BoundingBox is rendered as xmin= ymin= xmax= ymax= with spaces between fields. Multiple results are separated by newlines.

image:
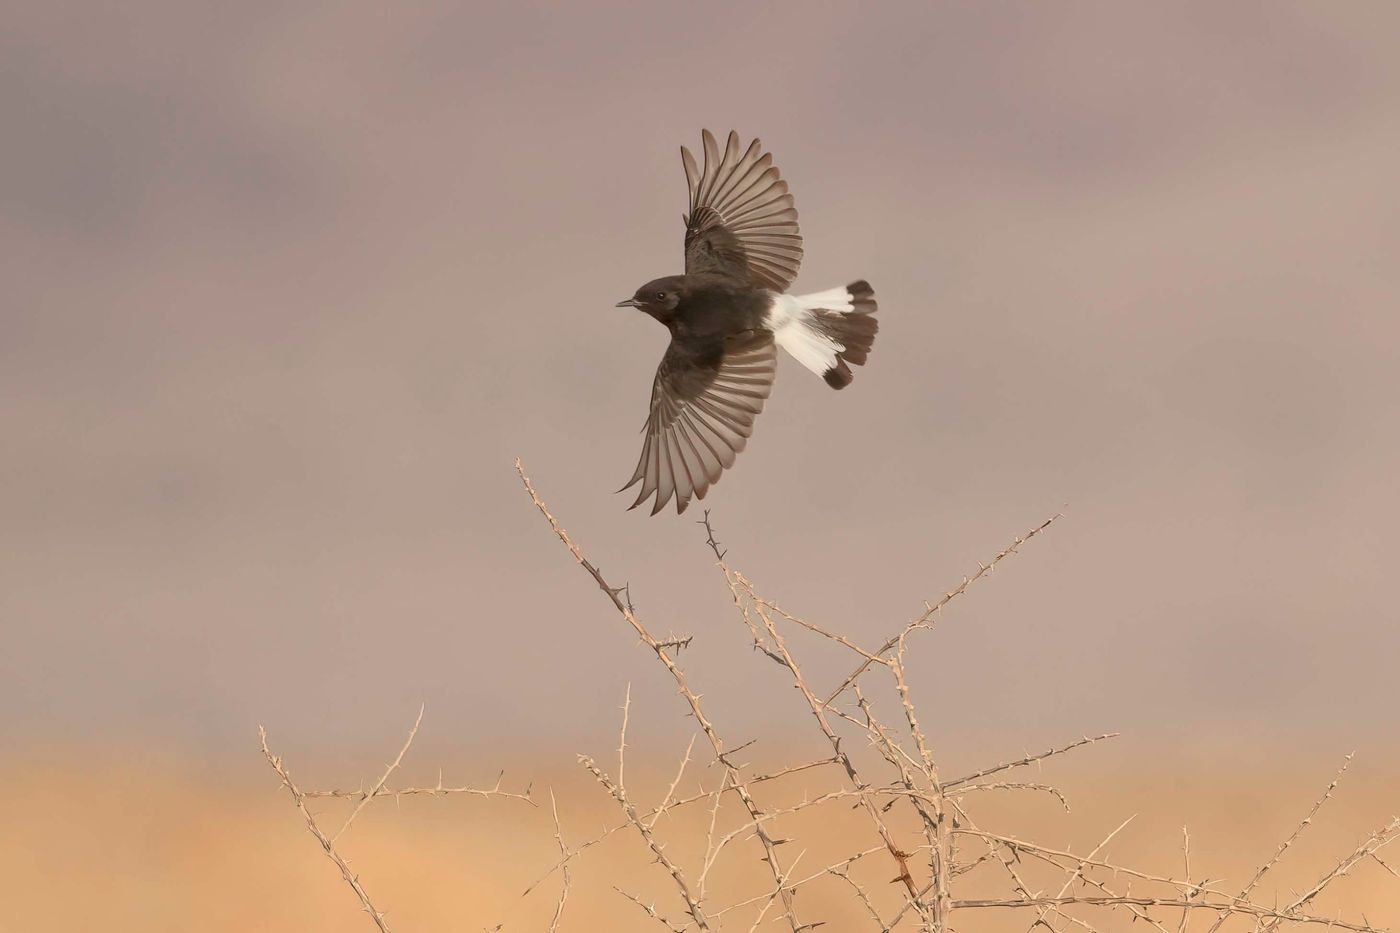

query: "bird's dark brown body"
xmin=629 ymin=273 xmax=771 ymax=346
xmin=614 ymin=130 xmax=880 ymax=515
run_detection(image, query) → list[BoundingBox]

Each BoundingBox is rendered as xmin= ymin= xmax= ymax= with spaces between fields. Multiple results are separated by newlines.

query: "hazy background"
xmin=4 ymin=3 xmax=1400 ymax=926
xmin=7 ymin=0 xmax=1399 ymax=755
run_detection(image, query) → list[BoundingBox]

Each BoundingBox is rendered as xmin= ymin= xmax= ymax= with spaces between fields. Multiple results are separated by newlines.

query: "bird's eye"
xmin=655 ymin=291 xmax=667 ymax=301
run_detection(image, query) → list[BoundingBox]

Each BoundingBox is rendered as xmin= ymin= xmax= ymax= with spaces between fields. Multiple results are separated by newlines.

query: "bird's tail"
xmin=767 ymin=280 xmax=879 ymax=389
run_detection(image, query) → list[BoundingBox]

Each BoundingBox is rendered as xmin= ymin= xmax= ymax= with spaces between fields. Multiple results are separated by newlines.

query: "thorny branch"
xmin=823 ymin=513 xmax=1061 ymax=706
xmin=259 ymin=726 xmax=394 ymax=933
xmin=516 ymin=460 xmax=807 ymax=931
xmin=511 ymin=468 xmax=1392 ymax=933
xmin=256 ymin=461 xmax=1400 ymax=933
xmin=259 ymin=711 xmax=531 ymax=933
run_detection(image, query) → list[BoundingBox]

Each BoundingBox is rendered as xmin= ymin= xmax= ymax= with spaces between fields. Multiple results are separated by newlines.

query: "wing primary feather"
xmin=723 ymin=171 xmax=786 ymax=219
xmin=709 ymin=138 xmax=764 ymax=208
xmin=683 ymin=412 xmax=723 ymax=492
xmin=687 ymin=409 xmax=736 ymax=469
xmin=696 ymin=129 xmax=721 ymax=210
xmin=667 ymin=423 xmax=700 ymax=513
xmin=727 ymin=200 xmax=797 ymax=228
xmin=706 ymin=134 xmax=757 ymax=210
xmin=679 ymin=412 xmax=723 ymax=485
xmin=681 ymin=145 xmax=701 ymax=211
xmin=633 ymin=429 xmax=662 ymax=508
xmin=626 ymin=437 xmax=654 ymax=509
xmin=690 ymin=395 xmax=756 ymax=437
xmin=715 ymin=131 xmax=743 ymax=191
xmin=652 ymin=434 xmax=676 ymax=516
xmin=657 ymin=423 xmax=684 ymax=515
xmin=711 ymin=164 xmax=778 ymax=222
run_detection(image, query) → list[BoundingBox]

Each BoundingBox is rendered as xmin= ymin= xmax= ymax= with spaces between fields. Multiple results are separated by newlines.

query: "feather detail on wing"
xmin=682 ymin=130 xmax=803 ymax=292
xmin=622 ymin=332 xmax=777 ymax=515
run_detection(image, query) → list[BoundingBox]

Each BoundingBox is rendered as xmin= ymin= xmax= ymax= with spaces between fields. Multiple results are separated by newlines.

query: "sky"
xmin=3 ymin=1 xmax=1399 ymax=767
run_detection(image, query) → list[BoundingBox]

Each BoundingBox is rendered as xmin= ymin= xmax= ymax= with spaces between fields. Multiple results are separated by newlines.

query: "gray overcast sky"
xmin=3 ymin=2 xmax=1398 ymax=763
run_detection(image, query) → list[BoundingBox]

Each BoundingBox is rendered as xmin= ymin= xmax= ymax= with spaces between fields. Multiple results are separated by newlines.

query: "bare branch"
xmin=517 ymin=459 xmax=806 ymax=931
xmin=957 ymin=828 xmax=1220 ymax=894
xmin=257 ymin=472 xmax=1398 ymax=933
xmin=1207 ymin=753 xmax=1353 ymax=933
xmin=1178 ymin=825 xmax=1193 ymax=933
xmin=648 ymin=734 xmax=697 ymax=830
xmin=615 ymin=888 xmax=688 ymax=932
xmin=548 ymin=789 xmax=570 ymax=933
xmin=823 ymin=514 xmax=1061 ymax=705
xmin=1259 ymin=816 xmax=1400 ymax=932
xmin=949 ymin=781 xmax=1069 ymax=811
xmin=581 ymin=754 xmax=711 ymax=930
xmin=945 ymin=733 xmax=1120 ymax=789
xmin=259 ymin=726 xmax=393 ymax=933
xmin=333 ymin=705 xmax=424 ymax=843
xmin=520 ymin=757 xmax=839 ymax=899
xmin=304 ymin=772 xmax=533 ymax=805
xmin=1027 ymin=815 xmax=1135 ymax=930
xmin=951 ymin=895 xmax=1384 ymax=932
xmin=719 ymin=562 xmax=935 ymax=923
xmin=618 ymin=683 xmax=632 ymax=792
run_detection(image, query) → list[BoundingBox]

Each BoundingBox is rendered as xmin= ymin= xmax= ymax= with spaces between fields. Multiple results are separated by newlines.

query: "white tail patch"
xmin=765 ymin=289 xmax=854 ymax=376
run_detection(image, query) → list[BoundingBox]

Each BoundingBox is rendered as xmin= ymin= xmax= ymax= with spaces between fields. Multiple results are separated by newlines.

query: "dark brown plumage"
xmin=614 ymin=130 xmax=879 ymax=515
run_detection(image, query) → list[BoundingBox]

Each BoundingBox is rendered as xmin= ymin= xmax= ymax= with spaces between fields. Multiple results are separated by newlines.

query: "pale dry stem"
xmin=548 ymin=789 xmax=570 ymax=933
xmin=1207 ymin=753 xmax=1353 ymax=933
xmin=259 ymin=726 xmax=393 ymax=933
xmin=268 ymin=461 xmax=1396 ymax=933
xmin=581 ymin=753 xmax=711 ymax=930
xmin=517 ymin=460 xmax=806 ymax=931
xmin=823 ymin=514 xmax=1061 ymax=706
xmin=332 ymin=705 xmax=424 ymax=843
xmin=261 ymin=710 xmax=530 ymax=933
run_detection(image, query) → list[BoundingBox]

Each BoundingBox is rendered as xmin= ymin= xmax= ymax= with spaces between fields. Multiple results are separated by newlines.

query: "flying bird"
xmin=616 ymin=129 xmax=879 ymax=515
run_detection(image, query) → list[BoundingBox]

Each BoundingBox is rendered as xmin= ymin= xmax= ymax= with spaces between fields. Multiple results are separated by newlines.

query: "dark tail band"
xmin=815 ymin=280 xmax=878 ymax=390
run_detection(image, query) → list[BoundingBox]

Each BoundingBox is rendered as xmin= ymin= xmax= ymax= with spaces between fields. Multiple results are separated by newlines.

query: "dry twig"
xmin=517 ymin=459 xmax=807 ymax=931
xmin=547 ymin=789 xmax=570 ymax=933
xmin=258 ymin=462 xmax=1400 ymax=933
xmin=259 ymin=726 xmax=393 ymax=933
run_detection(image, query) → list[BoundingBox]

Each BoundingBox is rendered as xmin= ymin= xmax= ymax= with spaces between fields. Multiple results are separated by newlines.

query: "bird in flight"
xmin=616 ymin=129 xmax=879 ymax=515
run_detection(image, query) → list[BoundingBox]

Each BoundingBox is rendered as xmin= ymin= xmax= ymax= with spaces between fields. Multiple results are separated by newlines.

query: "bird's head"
xmin=616 ymin=276 xmax=685 ymax=322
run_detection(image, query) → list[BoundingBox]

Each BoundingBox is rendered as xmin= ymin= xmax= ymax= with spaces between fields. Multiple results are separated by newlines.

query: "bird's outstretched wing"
xmin=682 ymin=130 xmax=803 ymax=293
xmin=623 ymin=331 xmax=777 ymax=515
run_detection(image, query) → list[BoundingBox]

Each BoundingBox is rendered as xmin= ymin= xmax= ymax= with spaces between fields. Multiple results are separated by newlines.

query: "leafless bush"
xmin=259 ymin=460 xmax=1399 ymax=931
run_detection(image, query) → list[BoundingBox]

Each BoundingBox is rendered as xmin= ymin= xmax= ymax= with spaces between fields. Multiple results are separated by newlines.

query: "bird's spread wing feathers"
xmin=682 ymin=130 xmax=803 ymax=292
xmin=623 ymin=332 xmax=777 ymax=515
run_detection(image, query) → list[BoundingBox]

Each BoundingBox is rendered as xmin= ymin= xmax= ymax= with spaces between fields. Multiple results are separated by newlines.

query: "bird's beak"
xmin=615 ymin=298 xmax=639 ymax=308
